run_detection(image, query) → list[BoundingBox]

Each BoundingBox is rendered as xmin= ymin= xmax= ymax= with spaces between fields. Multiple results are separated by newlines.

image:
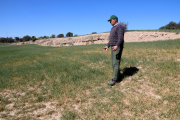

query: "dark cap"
xmin=107 ymin=15 xmax=118 ymax=21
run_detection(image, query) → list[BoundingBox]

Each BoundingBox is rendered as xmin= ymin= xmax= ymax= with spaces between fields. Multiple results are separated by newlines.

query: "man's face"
xmin=110 ymin=19 xmax=117 ymax=26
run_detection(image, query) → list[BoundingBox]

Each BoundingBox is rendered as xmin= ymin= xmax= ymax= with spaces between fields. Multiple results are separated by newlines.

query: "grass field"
xmin=127 ymin=29 xmax=180 ymax=33
xmin=0 ymin=39 xmax=180 ymax=119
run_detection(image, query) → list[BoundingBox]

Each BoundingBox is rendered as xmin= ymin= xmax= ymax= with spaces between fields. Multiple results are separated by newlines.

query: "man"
xmin=104 ymin=15 xmax=125 ymax=86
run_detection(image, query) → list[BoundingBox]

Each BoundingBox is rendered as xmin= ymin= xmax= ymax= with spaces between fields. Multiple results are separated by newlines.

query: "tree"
xmin=0 ymin=37 xmax=14 ymax=43
xmin=51 ymin=34 xmax=55 ymax=38
xmin=0 ymin=38 xmax=6 ymax=43
xmin=66 ymin=32 xmax=73 ymax=37
xmin=159 ymin=21 xmax=179 ymax=30
xmin=19 ymin=38 xmax=23 ymax=42
xmin=6 ymin=37 xmax=14 ymax=43
xmin=159 ymin=26 xmax=165 ymax=29
xmin=15 ymin=37 xmax=19 ymax=42
xmin=32 ymin=36 xmax=37 ymax=42
xmin=23 ymin=35 xmax=31 ymax=41
xmin=57 ymin=34 xmax=64 ymax=38
xmin=166 ymin=21 xmax=177 ymax=29
xmin=92 ymin=32 xmax=97 ymax=34
xmin=177 ymin=21 xmax=180 ymax=29
xmin=74 ymin=34 xmax=78 ymax=37
xmin=44 ymin=36 xmax=47 ymax=39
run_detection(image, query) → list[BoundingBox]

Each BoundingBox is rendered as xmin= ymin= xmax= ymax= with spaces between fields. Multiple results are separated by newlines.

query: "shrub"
xmin=44 ymin=36 xmax=47 ymax=39
xmin=120 ymin=22 xmax=128 ymax=31
xmin=15 ymin=37 xmax=19 ymax=42
xmin=0 ymin=37 xmax=14 ymax=43
xmin=0 ymin=38 xmax=6 ymax=43
xmin=92 ymin=32 xmax=97 ymax=34
xmin=177 ymin=21 xmax=180 ymax=29
xmin=32 ymin=36 xmax=37 ymax=42
xmin=57 ymin=34 xmax=64 ymax=38
xmin=159 ymin=21 xmax=179 ymax=29
xmin=51 ymin=34 xmax=55 ymax=38
xmin=23 ymin=35 xmax=31 ymax=42
xmin=66 ymin=32 xmax=73 ymax=37
xmin=6 ymin=37 xmax=14 ymax=43
xmin=74 ymin=34 xmax=78 ymax=37
xmin=19 ymin=38 xmax=23 ymax=42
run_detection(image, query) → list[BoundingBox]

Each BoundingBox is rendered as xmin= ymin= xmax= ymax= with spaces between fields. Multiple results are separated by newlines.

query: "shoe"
xmin=108 ymin=80 xmax=116 ymax=86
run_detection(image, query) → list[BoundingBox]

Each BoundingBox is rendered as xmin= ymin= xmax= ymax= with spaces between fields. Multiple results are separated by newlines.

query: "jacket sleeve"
xmin=116 ymin=24 xmax=124 ymax=47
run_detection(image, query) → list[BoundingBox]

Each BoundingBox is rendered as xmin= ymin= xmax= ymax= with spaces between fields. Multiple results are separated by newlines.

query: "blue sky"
xmin=0 ymin=0 xmax=180 ymax=38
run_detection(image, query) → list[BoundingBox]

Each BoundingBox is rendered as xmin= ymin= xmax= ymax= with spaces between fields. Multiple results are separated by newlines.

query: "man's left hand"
xmin=112 ymin=46 xmax=118 ymax=51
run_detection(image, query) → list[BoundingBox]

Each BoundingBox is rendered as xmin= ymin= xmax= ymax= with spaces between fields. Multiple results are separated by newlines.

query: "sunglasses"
xmin=110 ymin=19 xmax=114 ymax=23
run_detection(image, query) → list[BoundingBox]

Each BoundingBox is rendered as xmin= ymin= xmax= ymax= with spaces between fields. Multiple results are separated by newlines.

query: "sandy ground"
xmin=11 ymin=31 xmax=180 ymax=47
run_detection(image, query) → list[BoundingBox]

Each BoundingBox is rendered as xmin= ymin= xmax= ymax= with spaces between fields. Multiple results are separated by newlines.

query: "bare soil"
xmin=11 ymin=31 xmax=180 ymax=47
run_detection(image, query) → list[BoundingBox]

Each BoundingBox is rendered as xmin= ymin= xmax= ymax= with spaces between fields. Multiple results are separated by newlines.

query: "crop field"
xmin=0 ymin=39 xmax=180 ymax=119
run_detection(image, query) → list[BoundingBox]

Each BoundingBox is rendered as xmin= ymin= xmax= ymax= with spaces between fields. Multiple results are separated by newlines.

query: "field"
xmin=0 ymin=39 xmax=180 ymax=119
xmin=127 ymin=29 xmax=180 ymax=33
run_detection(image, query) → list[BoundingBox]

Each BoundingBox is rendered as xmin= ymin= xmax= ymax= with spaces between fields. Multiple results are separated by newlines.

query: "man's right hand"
xmin=103 ymin=47 xmax=108 ymax=52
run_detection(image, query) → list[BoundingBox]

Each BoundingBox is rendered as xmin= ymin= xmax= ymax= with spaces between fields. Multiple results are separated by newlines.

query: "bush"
xmin=6 ymin=37 xmax=14 ymax=43
xmin=0 ymin=38 xmax=5 ymax=43
xmin=66 ymin=32 xmax=73 ymax=37
xmin=23 ymin=35 xmax=31 ymax=42
xmin=19 ymin=38 xmax=23 ymax=42
xmin=15 ymin=37 xmax=19 ymax=42
xmin=32 ymin=36 xmax=37 ymax=42
xmin=120 ymin=22 xmax=128 ymax=31
xmin=57 ymin=34 xmax=64 ymax=38
xmin=159 ymin=21 xmax=180 ymax=29
xmin=74 ymin=34 xmax=78 ymax=37
xmin=92 ymin=32 xmax=97 ymax=34
xmin=177 ymin=21 xmax=180 ymax=29
xmin=51 ymin=34 xmax=55 ymax=38
xmin=0 ymin=38 xmax=6 ymax=43
xmin=0 ymin=37 xmax=14 ymax=43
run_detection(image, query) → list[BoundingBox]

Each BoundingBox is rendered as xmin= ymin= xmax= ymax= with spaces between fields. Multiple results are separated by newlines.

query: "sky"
xmin=0 ymin=0 xmax=180 ymax=38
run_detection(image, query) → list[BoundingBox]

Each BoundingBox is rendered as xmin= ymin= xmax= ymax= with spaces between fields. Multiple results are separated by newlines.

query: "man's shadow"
xmin=117 ymin=66 xmax=139 ymax=83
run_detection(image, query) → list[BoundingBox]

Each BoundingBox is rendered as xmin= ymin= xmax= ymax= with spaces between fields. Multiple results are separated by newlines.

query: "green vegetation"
xmin=0 ymin=39 xmax=180 ymax=119
xmin=50 ymin=34 xmax=56 ymax=38
xmin=159 ymin=21 xmax=180 ymax=29
xmin=66 ymin=32 xmax=73 ymax=37
xmin=127 ymin=29 xmax=180 ymax=33
xmin=57 ymin=34 xmax=64 ymax=38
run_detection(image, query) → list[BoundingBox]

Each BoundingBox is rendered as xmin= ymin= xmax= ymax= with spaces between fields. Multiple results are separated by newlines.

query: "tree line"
xmin=0 ymin=32 xmax=75 ymax=43
xmin=0 ymin=22 xmax=129 ymax=43
xmin=159 ymin=21 xmax=180 ymax=29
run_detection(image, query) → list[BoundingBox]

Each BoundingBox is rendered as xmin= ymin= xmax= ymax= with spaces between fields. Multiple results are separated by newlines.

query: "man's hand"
xmin=104 ymin=47 xmax=108 ymax=52
xmin=112 ymin=46 xmax=118 ymax=51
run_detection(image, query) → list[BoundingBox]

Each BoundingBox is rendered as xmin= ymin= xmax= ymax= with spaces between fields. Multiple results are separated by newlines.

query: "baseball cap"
xmin=107 ymin=15 xmax=118 ymax=21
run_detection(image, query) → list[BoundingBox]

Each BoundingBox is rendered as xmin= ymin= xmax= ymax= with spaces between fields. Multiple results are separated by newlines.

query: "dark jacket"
xmin=107 ymin=23 xmax=124 ymax=48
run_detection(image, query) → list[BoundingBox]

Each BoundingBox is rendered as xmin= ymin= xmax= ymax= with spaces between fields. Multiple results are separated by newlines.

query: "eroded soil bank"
xmin=11 ymin=31 xmax=180 ymax=47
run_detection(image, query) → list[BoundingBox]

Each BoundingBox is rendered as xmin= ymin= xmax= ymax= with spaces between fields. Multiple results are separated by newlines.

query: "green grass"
xmin=126 ymin=29 xmax=180 ymax=33
xmin=0 ymin=39 xmax=180 ymax=119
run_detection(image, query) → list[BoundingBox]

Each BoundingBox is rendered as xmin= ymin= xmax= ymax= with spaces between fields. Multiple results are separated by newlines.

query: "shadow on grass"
xmin=117 ymin=66 xmax=139 ymax=83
